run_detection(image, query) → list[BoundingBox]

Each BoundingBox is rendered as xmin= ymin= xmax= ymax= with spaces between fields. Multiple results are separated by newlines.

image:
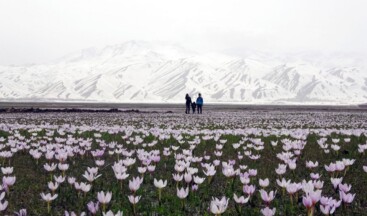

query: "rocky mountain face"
xmin=0 ymin=41 xmax=366 ymax=105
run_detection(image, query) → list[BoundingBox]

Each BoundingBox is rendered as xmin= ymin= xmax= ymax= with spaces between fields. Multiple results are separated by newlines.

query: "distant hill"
xmin=0 ymin=41 xmax=366 ymax=105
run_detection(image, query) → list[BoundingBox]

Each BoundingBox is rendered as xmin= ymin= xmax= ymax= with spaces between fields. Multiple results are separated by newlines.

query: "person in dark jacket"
xmin=185 ymin=94 xmax=192 ymax=114
xmin=196 ymin=93 xmax=203 ymax=114
xmin=191 ymin=102 xmax=196 ymax=114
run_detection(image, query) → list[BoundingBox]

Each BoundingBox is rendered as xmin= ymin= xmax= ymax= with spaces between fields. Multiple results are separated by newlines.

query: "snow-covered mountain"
xmin=0 ymin=41 xmax=366 ymax=105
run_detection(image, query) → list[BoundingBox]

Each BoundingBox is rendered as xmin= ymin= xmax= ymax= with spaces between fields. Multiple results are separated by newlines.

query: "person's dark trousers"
xmin=197 ymin=105 xmax=202 ymax=114
xmin=192 ymin=108 xmax=196 ymax=113
xmin=186 ymin=105 xmax=190 ymax=114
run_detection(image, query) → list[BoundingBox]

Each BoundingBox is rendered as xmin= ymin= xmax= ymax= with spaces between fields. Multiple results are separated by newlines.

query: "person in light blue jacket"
xmin=196 ymin=93 xmax=203 ymax=114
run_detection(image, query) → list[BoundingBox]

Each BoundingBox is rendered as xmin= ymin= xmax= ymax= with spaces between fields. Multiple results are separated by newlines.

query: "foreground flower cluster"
xmin=0 ymin=111 xmax=366 ymax=215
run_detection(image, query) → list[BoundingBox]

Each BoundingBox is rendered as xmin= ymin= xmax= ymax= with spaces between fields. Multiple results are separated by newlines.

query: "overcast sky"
xmin=0 ymin=0 xmax=366 ymax=65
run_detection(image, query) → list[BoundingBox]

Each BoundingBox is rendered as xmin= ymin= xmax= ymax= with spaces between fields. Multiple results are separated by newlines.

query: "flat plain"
xmin=0 ymin=103 xmax=366 ymax=215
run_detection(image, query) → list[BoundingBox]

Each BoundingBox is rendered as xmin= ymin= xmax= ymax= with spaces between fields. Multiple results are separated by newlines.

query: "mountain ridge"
xmin=0 ymin=41 xmax=366 ymax=105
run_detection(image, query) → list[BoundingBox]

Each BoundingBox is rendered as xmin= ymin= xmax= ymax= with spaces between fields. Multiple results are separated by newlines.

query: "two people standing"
xmin=185 ymin=93 xmax=203 ymax=114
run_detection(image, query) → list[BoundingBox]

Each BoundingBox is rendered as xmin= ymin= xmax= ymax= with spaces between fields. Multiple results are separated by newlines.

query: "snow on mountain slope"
xmin=0 ymin=41 xmax=366 ymax=105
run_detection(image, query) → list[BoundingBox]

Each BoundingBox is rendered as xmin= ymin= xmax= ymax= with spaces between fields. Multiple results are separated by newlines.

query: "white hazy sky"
xmin=0 ymin=0 xmax=366 ymax=65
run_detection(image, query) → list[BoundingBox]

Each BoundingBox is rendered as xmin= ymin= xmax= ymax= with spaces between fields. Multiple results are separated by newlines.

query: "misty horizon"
xmin=2 ymin=40 xmax=366 ymax=68
xmin=1 ymin=0 xmax=366 ymax=65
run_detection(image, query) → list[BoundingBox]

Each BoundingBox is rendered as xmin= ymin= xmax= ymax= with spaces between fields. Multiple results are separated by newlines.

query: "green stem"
xmin=290 ymin=194 xmax=293 ymax=206
xmin=133 ymin=203 xmax=136 ymax=215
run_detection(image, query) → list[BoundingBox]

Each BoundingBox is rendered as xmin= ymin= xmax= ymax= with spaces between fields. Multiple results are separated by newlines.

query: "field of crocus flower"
xmin=0 ymin=110 xmax=366 ymax=216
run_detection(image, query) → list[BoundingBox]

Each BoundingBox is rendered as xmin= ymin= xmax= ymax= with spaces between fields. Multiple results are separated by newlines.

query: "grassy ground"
xmin=0 ymin=111 xmax=366 ymax=215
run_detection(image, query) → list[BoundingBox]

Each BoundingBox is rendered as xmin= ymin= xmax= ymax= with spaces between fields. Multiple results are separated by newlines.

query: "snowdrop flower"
xmin=306 ymin=161 xmax=319 ymax=169
xmin=102 ymin=210 xmax=123 ymax=216
xmin=210 ymin=196 xmax=229 ymax=215
xmin=271 ymin=141 xmax=278 ymax=147
xmin=259 ymin=178 xmax=269 ymax=188
xmin=338 ymin=183 xmax=351 ymax=193
xmin=74 ymin=182 xmax=82 ymax=191
xmin=64 ymin=211 xmax=85 ymax=216
xmin=276 ymin=178 xmax=290 ymax=188
xmin=302 ymin=195 xmax=313 ymax=209
xmin=243 ymin=185 xmax=256 ymax=196
xmin=97 ymin=191 xmax=112 ymax=205
xmin=44 ymin=163 xmax=57 ymax=172
xmin=203 ymin=168 xmax=216 ymax=177
xmin=40 ymin=193 xmax=58 ymax=213
xmin=68 ymin=177 xmax=76 ymax=185
xmin=325 ymin=163 xmax=336 ymax=173
xmin=2 ymin=176 xmax=16 ymax=187
xmin=240 ymin=173 xmax=250 ymax=185
xmin=286 ymin=183 xmax=301 ymax=195
xmin=87 ymin=201 xmax=99 ymax=215
xmin=97 ymin=191 xmax=112 ymax=212
xmin=339 ymin=191 xmax=355 ymax=203
xmin=187 ymin=167 xmax=198 ymax=175
xmin=193 ymin=176 xmax=205 ymax=185
xmin=174 ymin=165 xmax=185 ymax=173
xmin=335 ymin=161 xmax=345 ymax=171
xmin=275 ymin=164 xmax=287 ymax=175
xmin=48 ymin=181 xmax=59 ymax=192
xmin=128 ymin=195 xmax=141 ymax=204
xmin=213 ymin=160 xmax=221 ymax=166
xmin=288 ymin=161 xmax=297 ymax=170
xmin=1 ymin=167 xmax=13 ymax=175
xmin=154 ymin=178 xmax=167 ymax=201
xmin=80 ymin=182 xmax=91 ymax=193
xmin=313 ymin=180 xmax=324 ymax=190
xmin=137 ymin=167 xmax=147 ymax=174
xmin=332 ymin=138 xmax=340 ymax=144
xmin=301 ymin=180 xmax=312 ymax=192
xmin=320 ymin=204 xmax=336 ymax=215
xmin=0 ymin=192 xmax=5 ymax=201
xmin=58 ymin=163 xmax=69 ymax=171
xmin=172 ymin=173 xmax=183 ymax=182
xmin=184 ymin=172 xmax=192 ymax=183
xmin=14 ymin=209 xmax=27 ymax=216
xmin=233 ymin=143 xmax=241 ymax=149
xmin=115 ymin=172 xmax=129 ymax=180
xmin=261 ymin=207 xmax=276 ymax=216
xmin=222 ymin=166 xmax=238 ymax=177
xmin=147 ymin=165 xmax=156 ymax=172
xmin=342 ymin=158 xmax=355 ymax=166
xmin=308 ymin=189 xmax=322 ymax=203
xmin=172 ymin=146 xmax=180 ymax=151
xmin=248 ymin=169 xmax=257 ymax=176
xmin=239 ymin=165 xmax=247 ymax=170
xmin=87 ymin=167 xmax=99 ymax=175
xmin=54 ymin=175 xmax=65 ymax=184
xmin=95 ymin=160 xmax=105 ymax=167
xmin=233 ymin=193 xmax=249 ymax=204
xmin=176 ymin=187 xmax=189 ymax=199
xmin=330 ymin=177 xmax=343 ymax=189
xmin=259 ymin=189 xmax=276 ymax=205
xmin=129 ymin=176 xmax=143 ymax=192
xmin=83 ymin=171 xmax=101 ymax=183
xmin=331 ymin=144 xmax=340 ymax=151
xmin=310 ymin=173 xmax=321 ymax=180
xmin=216 ymin=144 xmax=223 ymax=150
xmin=0 ymin=199 xmax=8 ymax=211
xmin=191 ymin=184 xmax=198 ymax=191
